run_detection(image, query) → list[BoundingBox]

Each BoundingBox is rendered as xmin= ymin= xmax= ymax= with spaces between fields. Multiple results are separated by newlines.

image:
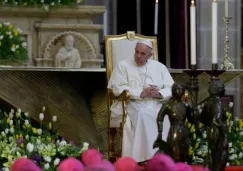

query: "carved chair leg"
xmin=108 ymin=127 xmax=118 ymax=163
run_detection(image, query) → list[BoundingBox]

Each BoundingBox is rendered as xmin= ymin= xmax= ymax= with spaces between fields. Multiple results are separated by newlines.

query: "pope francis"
xmin=108 ymin=40 xmax=174 ymax=163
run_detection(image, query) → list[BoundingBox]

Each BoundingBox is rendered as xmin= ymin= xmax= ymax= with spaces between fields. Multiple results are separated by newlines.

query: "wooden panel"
xmin=0 ymin=71 xmax=98 ymax=146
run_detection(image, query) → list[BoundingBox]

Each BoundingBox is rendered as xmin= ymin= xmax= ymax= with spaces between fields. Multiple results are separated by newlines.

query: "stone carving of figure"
xmin=55 ymin=35 xmax=82 ymax=68
xmin=153 ymin=83 xmax=196 ymax=162
xmin=200 ymin=79 xmax=228 ymax=171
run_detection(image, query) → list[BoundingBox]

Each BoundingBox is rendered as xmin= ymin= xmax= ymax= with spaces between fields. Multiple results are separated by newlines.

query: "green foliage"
xmin=0 ymin=0 xmax=84 ymax=10
xmin=0 ymin=22 xmax=28 ymax=64
xmin=187 ymin=103 xmax=243 ymax=166
xmin=0 ymin=108 xmax=91 ymax=170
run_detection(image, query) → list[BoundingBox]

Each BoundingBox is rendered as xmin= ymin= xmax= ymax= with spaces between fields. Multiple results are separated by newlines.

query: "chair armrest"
xmin=108 ymin=89 xmax=130 ymax=102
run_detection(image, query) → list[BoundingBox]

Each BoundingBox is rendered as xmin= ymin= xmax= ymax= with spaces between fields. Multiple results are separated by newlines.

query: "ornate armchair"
xmin=105 ymin=31 xmax=159 ymax=162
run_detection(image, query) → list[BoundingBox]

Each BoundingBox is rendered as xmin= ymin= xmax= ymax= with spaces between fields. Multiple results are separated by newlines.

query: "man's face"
xmin=134 ymin=43 xmax=152 ymax=66
xmin=65 ymin=36 xmax=74 ymax=51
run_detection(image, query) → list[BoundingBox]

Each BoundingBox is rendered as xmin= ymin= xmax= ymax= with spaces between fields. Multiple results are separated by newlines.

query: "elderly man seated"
xmin=108 ymin=40 xmax=174 ymax=163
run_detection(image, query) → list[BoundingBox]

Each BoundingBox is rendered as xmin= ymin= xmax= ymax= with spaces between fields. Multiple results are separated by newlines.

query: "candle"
xmin=154 ymin=0 xmax=159 ymax=35
xmin=225 ymin=0 xmax=228 ymax=17
xmin=190 ymin=0 xmax=196 ymax=65
xmin=212 ymin=0 xmax=218 ymax=64
xmin=103 ymin=11 xmax=108 ymax=37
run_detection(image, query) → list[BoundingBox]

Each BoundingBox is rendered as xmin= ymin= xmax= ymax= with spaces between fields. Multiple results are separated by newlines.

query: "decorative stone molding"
xmin=0 ymin=6 xmax=106 ymax=20
xmin=0 ymin=5 xmax=105 ymax=69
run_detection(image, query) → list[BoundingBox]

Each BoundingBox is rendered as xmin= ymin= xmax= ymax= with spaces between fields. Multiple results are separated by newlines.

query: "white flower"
xmin=10 ymin=127 xmax=14 ymax=134
xmin=229 ymin=142 xmax=232 ymax=147
xmin=229 ymin=155 xmax=235 ymax=160
xmin=229 ymin=102 xmax=233 ymax=108
xmin=203 ymin=133 xmax=207 ymax=138
xmin=41 ymin=0 xmax=44 ymax=3
xmin=24 ymin=112 xmax=29 ymax=117
xmin=39 ymin=113 xmax=44 ymax=120
xmin=17 ymin=28 xmax=23 ymax=34
xmin=54 ymin=158 xmax=60 ymax=166
xmin=10 ymin=109 xmax=14 ymax=113
xmin=238 ymin=152 xmax=243 ymax=158
xmin=9 ymin=120 xmax=13 ymax=126
xmin=3 ymin=22 xmax=10 ymax=26
xmin=197 ymin=151 xmax=202 ymax=155
xmin=36 ymin=139 xmax=41 ymax=145
xmin=26 ymin=143 xmax=34 ymax=153
xmin=44 ymin=5 xmax=49 ymax=11
xmin=9 ymin=35 xmax=13 ymax=39
xmin=37 ymin=129 xmax=42 ymax=135
xmin=77 ymin=0 xmax=81 ymax=3
xmin=25 ymin=135 xmax=29 ymax=140
xmin=42 ymin=106 xmax=46 ymax=112
xmin=11 ymin=47 xmax=15 ymax=52
xmin=60 ymin=140 xmax=67 ymax=146
xmin=240 ymin=131 xmax=243 ymax=136
xmin=15 ymin=2 xmax=18 ymax=5
xmin=229 ymin=148 xmax=234 ymax=153
xmin=24 ymin=120 xmax=29 ymax=125
xmin=8 ymin=136 xmax=13 ymax=142
xmin=44 ymin=156 xmax=51 ymax=163
xmin=226 ymin=162 xmax=230 ymax=166
xmin=51 ymin=2 xmax=55 ymax=6
xmin=16 ymin=151 xmax=21 ymax=157
xmin=22 ymin=42 xmax=27 ymax=47
xmin=52 ymin=116 xmax=57 ymax=122
xmin=1 ymin=131 xmax=5 ymax=137
xmin=44 ymin=163 xmax=50 ymax=170
xmin=196 ymin=138 xmax=201 ymax=142
xmin=9 ymin=112 xmax=13 ymax=119
xmin=17 ymin=108 xmax=21 ymax=113
xmin=0 ymin=35 xmax=4 ymax=40
xmin=4 ymin=0 xmax=8 ymax=3
xmin=5 ymin=128 xmax=9 ymax=134
xmin=83 ymin=142 xmax=89 ymax=147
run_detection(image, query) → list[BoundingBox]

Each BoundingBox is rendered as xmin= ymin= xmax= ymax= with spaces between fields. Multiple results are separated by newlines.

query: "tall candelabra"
xmin=221 ymin=17 xmax=234 ymax=70
xmin=183 ymin=64 xmax=227 ymax=171
xmin=184 ymin=65 xmax=202 ymax=109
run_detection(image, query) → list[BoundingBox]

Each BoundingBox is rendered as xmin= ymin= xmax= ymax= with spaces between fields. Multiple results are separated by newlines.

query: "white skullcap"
xmin=137 ymin=39 xmax=153 ymax=49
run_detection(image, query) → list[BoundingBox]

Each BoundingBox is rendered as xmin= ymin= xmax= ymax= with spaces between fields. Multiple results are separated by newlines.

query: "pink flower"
xmin=146 ymin=153 xmax=176 ymax=171
xmin=12 ymin=158 xmax=41 ymax=171
xmin=58 ymin=157 xmax=84 ymax=171
xmin=115 ymin=157 xmax=139 ymax=171
xmin=176 ymin=162 xmax=193 ymax=171
xmin=81 ymin=149 xmax=103 ymax=166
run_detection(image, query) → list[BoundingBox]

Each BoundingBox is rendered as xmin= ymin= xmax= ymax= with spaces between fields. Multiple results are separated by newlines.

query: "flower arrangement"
xmin=0 ymin=22 xmax=28 ymax=65
xmin=187 ymin=102 xmax=243 ymax=166
xmin=0 ymin=0 xmax=84 ymax=11
xmin=0 ymin=107 xmax=92 ymax=170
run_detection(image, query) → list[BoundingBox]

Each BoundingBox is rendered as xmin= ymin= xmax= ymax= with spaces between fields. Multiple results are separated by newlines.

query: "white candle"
xmin=154 ymin=0 xmax=159 ymax=35
xmin=212 ymin=0 xmax=218 ymax=64
xmin=103 ymin=11 xmax=108 ymax=38
xmin=225 ymin=0 xmax=228 ymax=17
xmin=190 ymin=0 xmax=196 ymax=65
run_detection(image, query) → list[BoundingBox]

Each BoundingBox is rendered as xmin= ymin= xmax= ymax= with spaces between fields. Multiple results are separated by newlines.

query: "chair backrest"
xmin=105 ymin=31 xmax=158 ymax=83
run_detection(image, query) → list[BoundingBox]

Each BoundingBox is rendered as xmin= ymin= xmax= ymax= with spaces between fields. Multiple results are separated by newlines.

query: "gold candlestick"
xmin=221 ymin=17 xmax=234 ymax=69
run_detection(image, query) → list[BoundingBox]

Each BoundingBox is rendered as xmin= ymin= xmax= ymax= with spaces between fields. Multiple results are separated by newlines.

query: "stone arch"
xmin=43 ymin=31 xmax=97 ymax=60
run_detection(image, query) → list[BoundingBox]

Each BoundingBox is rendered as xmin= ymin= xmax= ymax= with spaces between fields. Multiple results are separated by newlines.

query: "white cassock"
xmin=107 ymin=58 xmax=174 ymax=162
